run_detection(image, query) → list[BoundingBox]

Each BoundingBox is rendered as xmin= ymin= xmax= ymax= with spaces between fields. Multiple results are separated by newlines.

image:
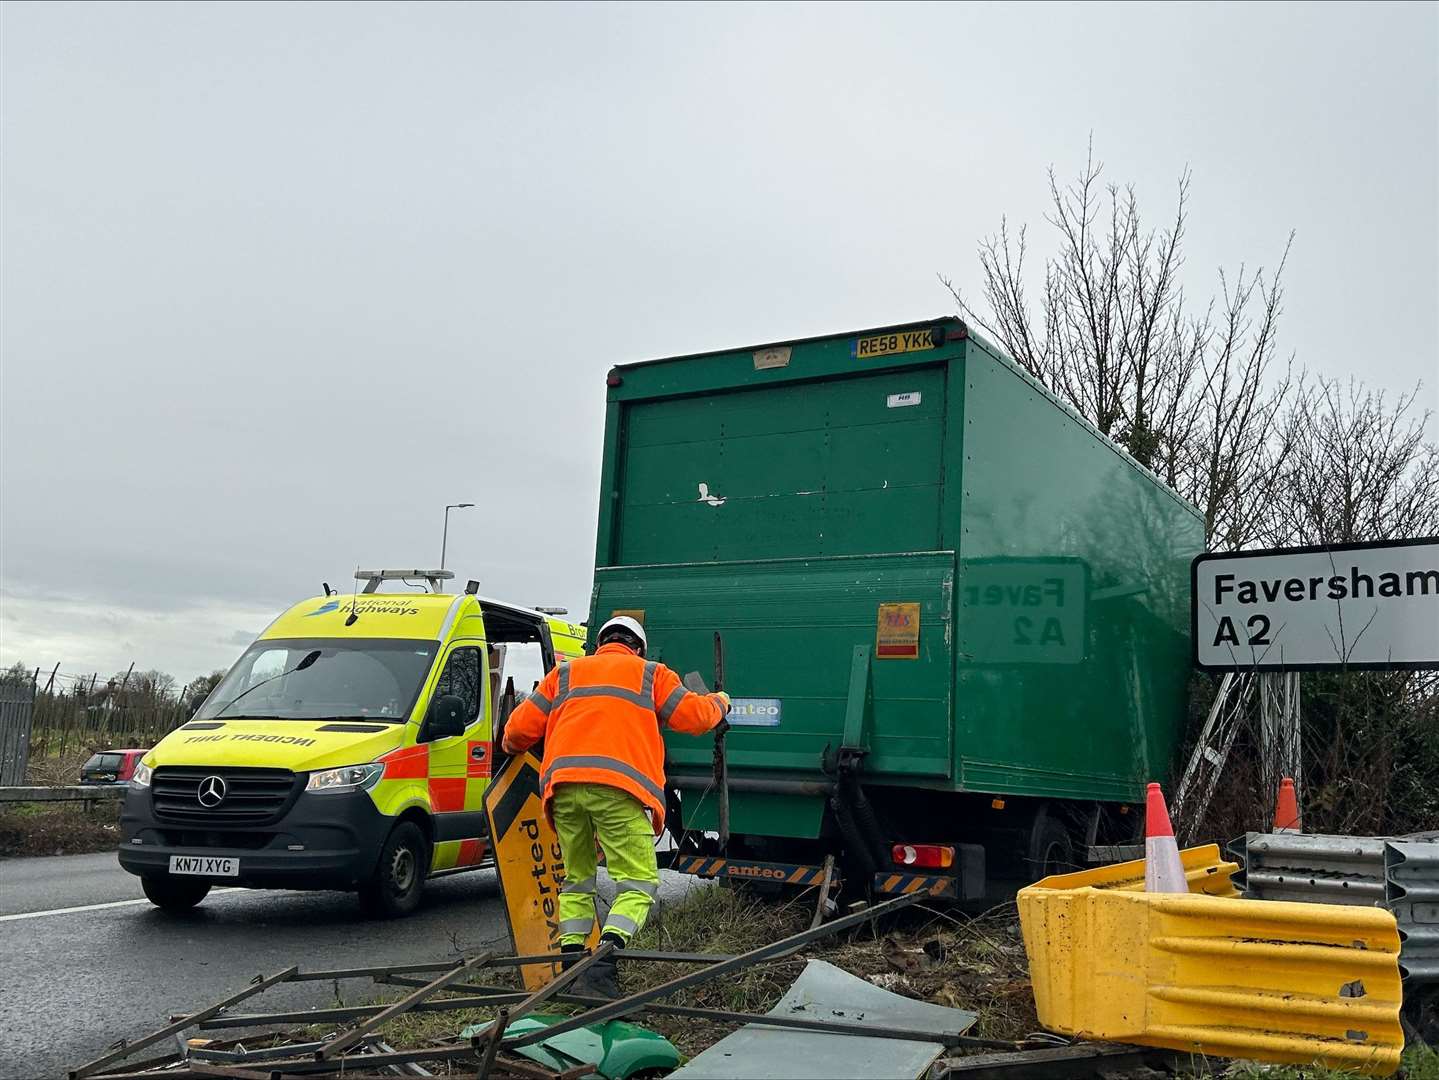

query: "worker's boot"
xmin=575 ymin=932 xmax=624 ymax=1000
xmin=559 ymin=943 xmax=585 ymax=972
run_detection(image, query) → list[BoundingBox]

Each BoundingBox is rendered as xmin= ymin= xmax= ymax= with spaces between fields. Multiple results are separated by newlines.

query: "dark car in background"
xmin=79 ymin=749 xmax=148 ymax=785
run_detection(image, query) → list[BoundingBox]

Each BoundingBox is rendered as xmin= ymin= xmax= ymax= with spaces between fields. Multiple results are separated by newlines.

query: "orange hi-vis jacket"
xmin=501 ymin=642 xmax=726 ymax=834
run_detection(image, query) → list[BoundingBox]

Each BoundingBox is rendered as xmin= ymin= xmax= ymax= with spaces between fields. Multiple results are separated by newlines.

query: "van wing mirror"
xmin=426 ymin=694 xmax=468 ymax=740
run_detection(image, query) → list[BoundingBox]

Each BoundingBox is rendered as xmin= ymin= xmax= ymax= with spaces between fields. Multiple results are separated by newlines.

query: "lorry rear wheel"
xmin=1026 ymin=809 xmax=1076 ymax=881
xmin=359 ymin=821 xmax=428 ymax=918
xmin=142 ymin=876 xmax=211 ymax=912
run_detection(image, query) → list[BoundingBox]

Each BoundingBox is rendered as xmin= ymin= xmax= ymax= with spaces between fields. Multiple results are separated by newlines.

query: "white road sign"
xmin=1192 ymin=538 xmax=1439 ymax=671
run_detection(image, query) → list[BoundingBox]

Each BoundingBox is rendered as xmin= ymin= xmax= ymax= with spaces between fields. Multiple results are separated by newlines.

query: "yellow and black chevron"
xmin=874 ymin=872 xmax=959 ymax=897
xmin=671 ymin=854 xmax=829 ymax=887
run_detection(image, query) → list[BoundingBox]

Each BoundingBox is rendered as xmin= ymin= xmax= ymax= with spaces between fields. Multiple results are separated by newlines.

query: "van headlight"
xmin=130 ymin=762 xmax=153 ymax=788
xmin=305 ymin=763 xmax=383 ymax=793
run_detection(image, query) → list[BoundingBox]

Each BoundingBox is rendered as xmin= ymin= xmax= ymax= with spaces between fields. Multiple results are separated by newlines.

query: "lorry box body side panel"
xmin=953 ymin=338 xmax=1202 ymax=801
xmin=591 ymin=319 xmax=1203 ymax=841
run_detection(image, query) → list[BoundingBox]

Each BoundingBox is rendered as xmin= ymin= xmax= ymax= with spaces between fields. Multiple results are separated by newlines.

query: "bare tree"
xmin=943 ymin=141 xmax=1294 ymax=548
xmin=1262 ymin=376 xmax=1439 ymax=546
xmin=183 ymin=670 xmax=225 ymax=712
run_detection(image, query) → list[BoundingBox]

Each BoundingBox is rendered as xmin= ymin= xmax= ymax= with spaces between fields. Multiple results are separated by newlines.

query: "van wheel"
xmin=142 ymin=876 xmax=211 ymax=912
xmin=359 ymin=821 xmax=428 ymax=918
xmin=1026 ymin=808 xmax=1076 ymax=882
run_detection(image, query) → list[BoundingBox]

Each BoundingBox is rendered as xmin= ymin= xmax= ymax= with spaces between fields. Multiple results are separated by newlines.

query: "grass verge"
xmin=0 ymin=801 xmax=121 ymax=857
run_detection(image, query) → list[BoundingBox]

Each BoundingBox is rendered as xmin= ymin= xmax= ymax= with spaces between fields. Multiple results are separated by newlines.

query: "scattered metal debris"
xmin=670 ymin=959 xmax=978 ymax=1078
xmin=76 ymin=892 xmax=1042 ymax=1080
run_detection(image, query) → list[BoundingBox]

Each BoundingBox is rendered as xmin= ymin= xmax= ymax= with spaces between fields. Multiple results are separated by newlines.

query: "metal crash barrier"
xmin=1018 ymin=843 xmax=1405 ymax=1076
xmin=1231 ymin=831 xmax=1438 ymax=989
xmin=1387 ymin=839 xmax=1439 ymax=985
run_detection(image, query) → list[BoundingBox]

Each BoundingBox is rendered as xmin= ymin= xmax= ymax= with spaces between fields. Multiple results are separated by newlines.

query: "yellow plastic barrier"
xmin=1018 ymin=843 xmax=1404 ymax=1076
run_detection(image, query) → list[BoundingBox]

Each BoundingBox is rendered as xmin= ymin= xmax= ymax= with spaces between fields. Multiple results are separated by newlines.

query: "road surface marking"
xmin=0 ymin=888 xmax=241 ymax=923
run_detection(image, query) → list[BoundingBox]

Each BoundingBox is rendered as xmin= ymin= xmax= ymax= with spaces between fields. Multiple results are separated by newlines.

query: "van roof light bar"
xmin=355 ymin=568 xmax=456 ymax=594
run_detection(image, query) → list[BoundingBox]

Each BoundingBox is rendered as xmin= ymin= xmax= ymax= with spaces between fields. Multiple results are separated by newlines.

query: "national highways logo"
xmin=306 ymin=600 xmax=342 ymax=617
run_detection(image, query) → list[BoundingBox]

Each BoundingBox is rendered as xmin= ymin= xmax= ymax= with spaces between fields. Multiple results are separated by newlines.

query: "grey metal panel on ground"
xmin=1231 ymin=832 xmax=1386 ymax=905
xmin=1386 ymin=838 xmax=1439 ymax=985
xmin=669 ymin=959 xmax=978 ymax=1079
xmin=0 ymin=685 xmax=34 ymax=786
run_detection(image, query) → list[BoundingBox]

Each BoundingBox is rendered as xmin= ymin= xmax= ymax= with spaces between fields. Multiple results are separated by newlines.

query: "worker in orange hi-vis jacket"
xmin=502 ymin=615 xmax=730 ymax=998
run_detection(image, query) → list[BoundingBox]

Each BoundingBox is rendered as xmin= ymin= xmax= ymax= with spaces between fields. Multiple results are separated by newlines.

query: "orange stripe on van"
xmin=380 ymin=744 xmax=429 ymax=780
xmin=429 ymin=777 xmax=467 ymax=813
xmin=456 ymin=838 xmax=486 ymax=866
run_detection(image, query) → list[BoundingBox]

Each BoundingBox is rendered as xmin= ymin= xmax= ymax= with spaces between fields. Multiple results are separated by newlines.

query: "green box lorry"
xmin=589 ymin=318 xmax=1203 ymax=899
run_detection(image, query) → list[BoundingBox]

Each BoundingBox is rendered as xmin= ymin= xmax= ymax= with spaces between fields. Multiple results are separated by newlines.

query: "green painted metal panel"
xmin=616 ymin=365 xmax=948 ymax=564
xmin=683 ymin=789 xmax=826 ymax=839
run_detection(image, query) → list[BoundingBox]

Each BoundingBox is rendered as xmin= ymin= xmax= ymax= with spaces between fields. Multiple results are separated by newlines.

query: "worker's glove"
xmin=714 ymin=691 xmax=731 ymax=715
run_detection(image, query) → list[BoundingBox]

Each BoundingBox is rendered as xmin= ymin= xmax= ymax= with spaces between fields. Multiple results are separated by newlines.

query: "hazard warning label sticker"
xmin=876 ymin=602 xmax=921 ymax=659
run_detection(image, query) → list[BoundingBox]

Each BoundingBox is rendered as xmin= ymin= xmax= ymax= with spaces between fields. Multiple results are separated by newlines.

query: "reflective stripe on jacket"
xmin=501 ymin=642 xmax=725 ymax=834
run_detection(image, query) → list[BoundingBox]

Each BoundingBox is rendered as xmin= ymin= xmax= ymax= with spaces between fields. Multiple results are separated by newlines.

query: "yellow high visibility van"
xmin=119 ymin=570 xmax=585 ymax=917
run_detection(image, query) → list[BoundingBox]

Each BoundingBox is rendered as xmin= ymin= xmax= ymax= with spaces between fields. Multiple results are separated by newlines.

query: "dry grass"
xmin=1225 ymin=1044 xmax=1439 ymax=1079
xmin=25 ymin=745 xmax=101 ymax=786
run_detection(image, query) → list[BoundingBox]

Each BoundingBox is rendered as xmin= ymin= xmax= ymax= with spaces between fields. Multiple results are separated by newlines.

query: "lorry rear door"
xmin=593 ymin=361 xmax=957 ymax=837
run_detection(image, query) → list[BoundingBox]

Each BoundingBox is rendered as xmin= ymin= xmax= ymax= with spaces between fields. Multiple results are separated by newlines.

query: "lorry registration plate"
xmin=169 ymin=855 xmax=238 ymax=877
xmin=852 ymin=327 xmax=940 ymax=359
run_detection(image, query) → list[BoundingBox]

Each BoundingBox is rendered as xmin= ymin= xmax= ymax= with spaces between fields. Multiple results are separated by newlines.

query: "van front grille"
xmin=151 ymin=766 xmax=300 ymax=826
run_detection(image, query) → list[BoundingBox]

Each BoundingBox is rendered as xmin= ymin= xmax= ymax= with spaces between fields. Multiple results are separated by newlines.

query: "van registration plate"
xmin=169 ymin=855 xmax=239 ymax=877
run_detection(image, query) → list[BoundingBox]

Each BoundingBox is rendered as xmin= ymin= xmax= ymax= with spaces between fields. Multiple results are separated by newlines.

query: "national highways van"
xmin=119 ymin=570 xmax=584 ymax=917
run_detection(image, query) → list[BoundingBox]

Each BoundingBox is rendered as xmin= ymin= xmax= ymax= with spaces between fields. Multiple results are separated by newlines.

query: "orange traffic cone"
xmin=1144 ymin=782 xmax=1188 ymax=894
xmin=1273 ymin=777 xmax=1302 ymax=833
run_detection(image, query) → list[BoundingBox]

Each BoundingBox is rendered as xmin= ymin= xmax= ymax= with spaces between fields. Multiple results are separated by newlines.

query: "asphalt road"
xmin=0 ymin=851 xmax=696 ymax=1079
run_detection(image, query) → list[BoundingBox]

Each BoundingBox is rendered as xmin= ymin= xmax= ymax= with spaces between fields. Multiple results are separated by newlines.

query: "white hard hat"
xmin=597 ymin=615 xmax=647 ymax=651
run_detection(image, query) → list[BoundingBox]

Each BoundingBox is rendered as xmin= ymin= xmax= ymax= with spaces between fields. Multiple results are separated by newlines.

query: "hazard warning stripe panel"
xmin=671 ymin=855 xmax=828 ymax=886
xmin=874 ymin=872 xmax=959 ymax=898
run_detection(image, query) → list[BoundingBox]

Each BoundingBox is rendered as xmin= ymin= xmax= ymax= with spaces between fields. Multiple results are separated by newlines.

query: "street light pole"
xmin=440 ymin=502 xmax=476 ymax=580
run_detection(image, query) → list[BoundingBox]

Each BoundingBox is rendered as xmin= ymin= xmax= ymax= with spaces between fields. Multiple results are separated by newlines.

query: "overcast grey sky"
xmin=2 ymin=1 xmax=1436 ymax=683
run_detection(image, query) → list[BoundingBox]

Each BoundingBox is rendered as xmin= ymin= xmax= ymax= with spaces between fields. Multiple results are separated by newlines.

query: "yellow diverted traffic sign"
xmin=483 ymin=751 xmax=597 ymax=989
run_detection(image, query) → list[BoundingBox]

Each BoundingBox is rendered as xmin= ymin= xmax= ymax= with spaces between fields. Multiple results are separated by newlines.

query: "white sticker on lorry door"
xmin=726 ymin=698 xmax=782 ymax=726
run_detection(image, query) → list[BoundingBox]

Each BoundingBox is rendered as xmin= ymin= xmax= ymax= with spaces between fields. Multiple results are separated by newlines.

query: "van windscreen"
xmin=194 ymin=638 xmax=438 ymax=723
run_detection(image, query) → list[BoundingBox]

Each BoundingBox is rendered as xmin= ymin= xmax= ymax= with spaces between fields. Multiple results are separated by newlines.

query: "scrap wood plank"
xmin=185 ymin=1064 xmax=274 ymax=1080
xmin=378 ymin=972 xmax=1020 ymax=1050
xmin=68 ymin=966 xmax=299 ymax=1079
xmin=190 ymin=994 xmax=508 ymax=1029
xmin=315 ymin=951 xmax=492 ymax=1059
xmin=279 ymin=948 xmax=729 ymax=985
xmin=935 ymin=1042 xmax=1188 ymax=1079
xmin=467 ymin=941 xmax=616 ymax=1054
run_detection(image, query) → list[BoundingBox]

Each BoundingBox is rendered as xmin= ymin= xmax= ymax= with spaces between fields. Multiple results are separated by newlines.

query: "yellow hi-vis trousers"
xmin=551 ymin=783 xmax=660 ymax=946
